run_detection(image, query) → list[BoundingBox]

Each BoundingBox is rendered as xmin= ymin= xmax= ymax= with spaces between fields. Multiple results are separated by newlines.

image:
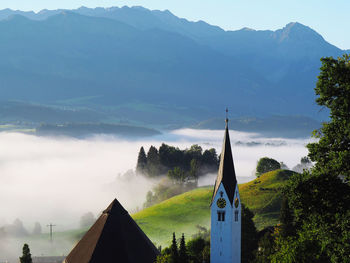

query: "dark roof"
xmin=211 ymin=119 xmax=237 ymax=205
xmin=64 ymin=199 xmax=159 ymax=263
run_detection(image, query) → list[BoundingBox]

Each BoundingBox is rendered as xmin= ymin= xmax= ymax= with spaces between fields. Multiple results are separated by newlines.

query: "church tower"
xmin=210 ymin=117 xmax=241 ymax=263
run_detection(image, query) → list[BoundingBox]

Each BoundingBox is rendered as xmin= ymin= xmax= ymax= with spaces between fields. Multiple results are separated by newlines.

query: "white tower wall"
xmin=211 ymin=183 xmax=241 ymax=263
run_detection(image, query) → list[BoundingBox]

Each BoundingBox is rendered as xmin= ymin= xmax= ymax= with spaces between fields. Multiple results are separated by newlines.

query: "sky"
xmin=0 ymin=0 xmax=349 ymax=49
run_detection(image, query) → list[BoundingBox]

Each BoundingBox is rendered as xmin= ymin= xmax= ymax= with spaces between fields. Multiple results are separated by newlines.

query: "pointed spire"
xmin=211 ymin=115 xmax=237 ymax=205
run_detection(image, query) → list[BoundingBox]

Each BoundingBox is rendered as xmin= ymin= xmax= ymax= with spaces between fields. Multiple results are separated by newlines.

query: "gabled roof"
xmin=211 ymin=119 xmax=237 ymax=206
xmin=64 ymin=199 xmax=159 ymax=263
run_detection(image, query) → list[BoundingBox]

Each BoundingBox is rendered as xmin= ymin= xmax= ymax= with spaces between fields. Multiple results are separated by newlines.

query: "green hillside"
xmin=133 ymin=169 xmax=296 ymax=246
xmin=17 ymin=169 xmax=294 ymax=256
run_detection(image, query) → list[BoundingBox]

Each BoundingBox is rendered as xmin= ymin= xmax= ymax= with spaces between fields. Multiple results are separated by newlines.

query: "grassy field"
xmin=132 ymin=169 xmax=296 ymax=246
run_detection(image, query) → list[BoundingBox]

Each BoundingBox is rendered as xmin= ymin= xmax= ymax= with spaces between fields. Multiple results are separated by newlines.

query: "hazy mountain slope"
xmin=0 ymin=6 xmax=347 ymax=125
xmin=0 ymin=12 xmax=278 ymax=116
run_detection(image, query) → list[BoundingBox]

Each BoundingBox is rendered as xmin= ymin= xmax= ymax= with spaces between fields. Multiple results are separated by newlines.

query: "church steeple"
xmin=210 ymin=113 xmax=241 ymax=263
xmin=211 ymin=117 xmax=237 ymax=205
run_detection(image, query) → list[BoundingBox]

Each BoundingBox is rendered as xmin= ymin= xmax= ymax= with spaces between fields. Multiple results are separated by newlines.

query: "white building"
xmin=211 ymin=118 xmax=241 ymax=263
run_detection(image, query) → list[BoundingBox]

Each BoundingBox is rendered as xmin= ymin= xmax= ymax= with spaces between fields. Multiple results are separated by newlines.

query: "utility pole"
xmin=47 ymin=223 xmax=56 ymax=243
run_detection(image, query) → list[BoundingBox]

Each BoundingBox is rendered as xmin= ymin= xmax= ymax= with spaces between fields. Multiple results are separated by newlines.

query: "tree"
xmin=241 ymin=204 xmax=258 ymax=263
xmin=307 ymin=54 xmax=350 ymax=181
xmin=189 ymin=159 xmax=199 ymax=184
xmin=32 ymin=222 xmax=42 ymax=235
xmin=256 ymin=157 xmax=281 ymax=176
xmin=202 ymin=245 xmax=210 ymax=263
xmin=80 ymin=212 xmax=96 ymax=228
xmin=146 ymin=146 xmax=160 ymax=176
xmin=292 ymin=156 xmax=312 ymax=173
xmin=155 ymin=254 xmax=171 ymax=263
xmin=167 ymin=167 xmax=186 ymax=184
xmin=179 ymin=234 xmax=189 ymax=263
xmin=143 ymin=190 xmax=155 ymax=208
xmin=257 ymin=55 xmax=350 ymax=262
xmin=187 ymin=145 xmax=203 ymax=160
xmin=19 ymin=244 xmax=32 ymax=263
xmin=269 ymin=171 xmax=350 ymax=262
xmin=300 ymin=156 xmax=311 ymax=165
xmin=136 ymin=146 xmax=147 ymax=174
xmin=202 ymin=148 xmax=219 ymax=168
xmin=187 ymin=236 xmax=207 ymax=263
xmin=255 ymin=230 xmax=275 ymax=263
xmin=169 ymin=232 xmax=179 ymax=263
xmin=279 ymin=196 xmax=294 ymax=238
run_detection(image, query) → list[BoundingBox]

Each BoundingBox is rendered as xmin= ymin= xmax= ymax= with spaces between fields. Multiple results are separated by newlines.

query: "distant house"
xmin=64 ymin=199 xmax=159 ymax=263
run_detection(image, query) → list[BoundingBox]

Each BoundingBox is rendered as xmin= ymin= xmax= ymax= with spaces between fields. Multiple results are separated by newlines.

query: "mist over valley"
xmin=0 ymin=128 xmax=312 ymax=260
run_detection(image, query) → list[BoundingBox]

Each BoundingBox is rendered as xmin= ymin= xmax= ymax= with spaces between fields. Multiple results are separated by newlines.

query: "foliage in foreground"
xmin=19 ymin=244 xmax=32 ymax=263
xmin=307 ymin=54 xmax=350 ymax=182
xmin=256 ymin=54 xmax=350 ymax=263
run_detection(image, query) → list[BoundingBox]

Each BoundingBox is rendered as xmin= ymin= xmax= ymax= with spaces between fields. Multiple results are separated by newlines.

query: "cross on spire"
xmin=225 ymin=108 xmax=229 ymax=124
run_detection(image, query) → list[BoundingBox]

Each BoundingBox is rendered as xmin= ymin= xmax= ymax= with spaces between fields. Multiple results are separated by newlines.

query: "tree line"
xmin=137 ymin=143 xmax=219 ymax=182
xmin=139 ymin=144 xmax=219 ymax=208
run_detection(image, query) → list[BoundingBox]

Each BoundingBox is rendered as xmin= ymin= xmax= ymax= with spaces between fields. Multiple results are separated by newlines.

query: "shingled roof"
xmin=211 ymin=119 xmax=237 ymax=206
xmin=64 ymin=199 xmax=159 ymax=263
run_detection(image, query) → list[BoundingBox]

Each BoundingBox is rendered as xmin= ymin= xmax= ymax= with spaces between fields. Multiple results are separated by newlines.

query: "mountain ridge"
xmin=0 ymin=6 xmax=345 ymax=51
xmin=0 ymin=6 xmax=348 ymax=128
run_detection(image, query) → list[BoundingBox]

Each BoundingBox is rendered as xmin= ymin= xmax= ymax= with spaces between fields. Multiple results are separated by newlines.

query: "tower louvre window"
xmin=235 ymin=210 xmax=239 ymax=222
xmin=217 ymin=211 xmax=225 ymax=222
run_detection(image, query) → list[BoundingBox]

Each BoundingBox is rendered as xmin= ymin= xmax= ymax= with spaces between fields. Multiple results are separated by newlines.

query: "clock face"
xmin=217 ymin=198 xmax=226 ymax=208
xmin=234 ymin=197 xmax=239 ymax=208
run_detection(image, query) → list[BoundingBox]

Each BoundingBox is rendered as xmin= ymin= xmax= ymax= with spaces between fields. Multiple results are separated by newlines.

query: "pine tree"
xmin=136 ymin=146 xmax=147 ymax=174
xmin=169 ymin=232 xmax=179 ymax=263
xmin=146 ymin=146 xmax=160 ymax=176
xmin=179 ymin=233 xmax=189 ymax=263
xmin=19 ymin=244 xmax=32 ymax=263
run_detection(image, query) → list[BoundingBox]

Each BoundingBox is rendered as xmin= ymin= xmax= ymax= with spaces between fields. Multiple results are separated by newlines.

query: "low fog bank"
xmin=0 ymin=129 xmax=311 ymax=227
xmin=0 ymin=128 xmax=311 ymax=260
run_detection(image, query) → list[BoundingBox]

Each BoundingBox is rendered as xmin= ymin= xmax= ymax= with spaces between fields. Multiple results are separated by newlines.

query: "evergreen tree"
xmin=241 ymin=204 xmax=258 ymax=263
xmin=179 ymin=233 xmax=189 ymax=263
xmin=146 ymin=146 xmax=160 ymax=176
xmin=136 ymin=146 xmax=147 ymax=174
xmin=19 ymin=244 xmax=32 ymax=263
xmin=169 ymin=232 xmax=179 ymax=263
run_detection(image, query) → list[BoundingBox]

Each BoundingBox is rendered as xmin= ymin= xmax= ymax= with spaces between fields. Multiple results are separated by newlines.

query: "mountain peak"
xmin=239 ymin=27 xmax=256 ymax=32
xmin=275 ymin=21 xmax=324 ymax=43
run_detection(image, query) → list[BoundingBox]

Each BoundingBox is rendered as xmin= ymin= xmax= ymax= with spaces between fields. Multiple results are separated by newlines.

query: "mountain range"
xmin=0 ymin=6 xmax=347 ymax=131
